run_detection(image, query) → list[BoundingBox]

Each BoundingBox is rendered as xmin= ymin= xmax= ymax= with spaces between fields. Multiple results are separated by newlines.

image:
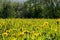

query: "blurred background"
xmin=0 ymin=0 xmax=60 ymax=18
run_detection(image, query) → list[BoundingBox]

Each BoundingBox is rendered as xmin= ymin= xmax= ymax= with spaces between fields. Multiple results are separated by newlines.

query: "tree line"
xmin=0 ymin=0 xmax=60 ymax=18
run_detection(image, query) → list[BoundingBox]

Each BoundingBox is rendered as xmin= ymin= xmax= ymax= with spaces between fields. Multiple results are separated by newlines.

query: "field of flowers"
xmin=0 ymin=18 xmax=60 ymax=40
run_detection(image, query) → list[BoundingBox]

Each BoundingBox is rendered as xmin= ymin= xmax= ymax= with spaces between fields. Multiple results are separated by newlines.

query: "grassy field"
xmin=0 ymin=19 xmax=60 ymax=40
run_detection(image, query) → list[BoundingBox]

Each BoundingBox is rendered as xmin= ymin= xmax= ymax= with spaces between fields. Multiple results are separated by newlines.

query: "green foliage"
xmin=0 ymin=0 xmax=60 ymax=18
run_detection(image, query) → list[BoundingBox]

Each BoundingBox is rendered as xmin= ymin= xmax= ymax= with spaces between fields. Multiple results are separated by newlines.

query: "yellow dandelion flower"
xmin=43 ymin=22 xmax=49 ymax=26
xmin=33 ymin=32 xmax=39 ymax=37
xmin=2 ymin=22 xmax=5 ymax=25
xmin=23 ymin=30 xmax=30 ymax=34
xmin=2 ymin=32 xmax=8 ymax=36
xmin=56 ymin=19 xmax=60 ymax=24
xmin=6 ymin=29 xmax=12 ymax=33
xmin=18 ymin=32 xmax=24 ymax=36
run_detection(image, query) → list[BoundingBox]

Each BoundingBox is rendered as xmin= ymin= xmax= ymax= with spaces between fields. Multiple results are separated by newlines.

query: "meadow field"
xmin=0 ymin=19 xmax=60 ymax=40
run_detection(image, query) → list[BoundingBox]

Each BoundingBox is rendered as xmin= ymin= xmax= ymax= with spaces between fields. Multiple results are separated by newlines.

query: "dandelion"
xmin=23 ymin=30 xmax=30 ymax=34
xmin=18 ymin=32 xmax=24 ymax=36
xmin=2 ymin=32 xmax=8 ymax=36
xmin=43 ymin=22 xmax=49 ymax=26
xmin=6 ymin=29 xmax=12 ymax=33
xmin=56 ymin=19 xmax=60 ymax=24
xmin=33 ymin=32 xmax=39 ymax=37
xmin=2 ymin=22 xmax=6 ymax=25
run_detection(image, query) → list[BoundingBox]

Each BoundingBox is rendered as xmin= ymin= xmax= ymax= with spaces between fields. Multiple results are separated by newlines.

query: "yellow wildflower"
xmin=18 ymin=32 xmax=24 ymax=36
xmin=56 ymin=19 xmax=60 ymax=24
xmin=2 ymin=32 xmax=8 ymax=36
xmin=33 ymin=32 xmax=39 ymax=37
xmin=23 ymin=30 xmax=30 ymax=34
xmin=6 ymin=29 xmax=12 ymax=33
xmin=43 ymin=22 xmax=49 ymax=26
xmin=2 ymin=22 xmax=6 ymax=25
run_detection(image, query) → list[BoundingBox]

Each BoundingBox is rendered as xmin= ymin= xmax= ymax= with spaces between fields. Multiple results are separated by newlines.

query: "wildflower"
xmin=23 ymin=30 xmax=30 ymax=34
xmin=2 ymin=32 xmax=8 ymax=36
xmin=56 ymin=19 xmax=60 ymax=24
xmin=33 ymin=32 xmax=39 ymax=37
xmin=6 ymin=30 xmax=10 ymax=33
xmin=18 ymin=32 xmax=24 ymax=36
xmin=2 ymin=22 xmax=6 ymax=25
xmin=6 ymin=29 xmax=12 ymax=33
xmin=43 ymin=22 xmax=49 ymax=26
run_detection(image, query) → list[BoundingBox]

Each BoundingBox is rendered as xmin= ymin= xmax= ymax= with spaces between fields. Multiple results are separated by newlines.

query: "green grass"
xmin=0 ymin=19 xmax=60 ymax=40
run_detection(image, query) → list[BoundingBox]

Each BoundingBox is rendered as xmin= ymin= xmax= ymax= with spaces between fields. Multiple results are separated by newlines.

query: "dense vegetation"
xmin=0 ymin=19 xmax=60 ymax=40
xmin=0 ymin=0 xmax=60 ymax=18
